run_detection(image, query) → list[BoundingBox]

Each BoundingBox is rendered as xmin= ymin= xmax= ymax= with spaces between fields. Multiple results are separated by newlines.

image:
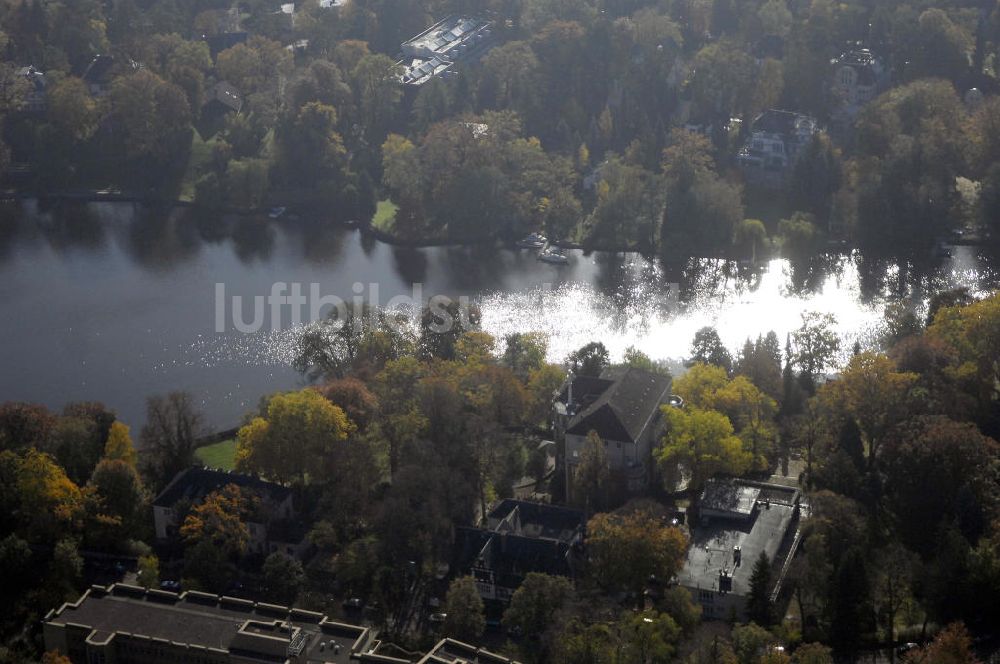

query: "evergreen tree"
xmin=747 ymin=551 xmax=773 ymax=625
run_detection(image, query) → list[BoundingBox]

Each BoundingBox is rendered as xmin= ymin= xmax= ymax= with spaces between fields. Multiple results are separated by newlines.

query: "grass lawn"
xmin=177 ymin=130 xmax=220 ymax=203
xmin=194 ymin=438 xmax=236 ymax=470
xmin=372 ymin=199 xmax=398 ymax=232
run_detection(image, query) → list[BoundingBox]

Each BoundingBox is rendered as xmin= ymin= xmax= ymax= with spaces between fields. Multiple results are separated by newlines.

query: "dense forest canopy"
xmin=2 ymin=0 xmax=1000 ymax=255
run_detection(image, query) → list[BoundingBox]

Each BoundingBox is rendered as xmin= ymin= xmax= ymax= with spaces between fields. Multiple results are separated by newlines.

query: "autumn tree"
xmin=180 ymin=484 xmax=252 ymax=557
xmin=656 ymin=406 xmax=752 ymax=490
xmin=235 ymin=389 xmax=355 ymax=484
xmin=103 ymin=421 xmax=137 ymax=467
xmin=108 ymin=70 xmax=191 ymax=165
xmin=586 ymin=508 xmax=687 ymax=599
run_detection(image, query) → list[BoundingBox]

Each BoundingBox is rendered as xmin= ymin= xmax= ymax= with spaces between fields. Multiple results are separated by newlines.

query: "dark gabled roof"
xmin=204 ymin=80 xmax=243 ymax=112
xmin=204 ymin=31 xmax=248 ymax=56
xmin=82 ymin=54 xmax=115 ymax=84
xmin=153 ymin=466 xmax=291 ymax=508
xmin=565 ymin=367 xmax=671 ymax=443
xmin=488 ymin=500 xmax=585 ymax=543
xmin=751 ymin=109 xmax=800 ymax=136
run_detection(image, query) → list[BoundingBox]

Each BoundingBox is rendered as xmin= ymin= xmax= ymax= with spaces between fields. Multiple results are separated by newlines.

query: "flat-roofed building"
xmin=677 ymin=479 xmax=803 ymax=621
xmin=397 ymin=16 xmax=496 ymax=86
xmin=43 ymin=583 xmax=372 ymax=664
xmin=418 ymin=638 xmax=521 ymax=663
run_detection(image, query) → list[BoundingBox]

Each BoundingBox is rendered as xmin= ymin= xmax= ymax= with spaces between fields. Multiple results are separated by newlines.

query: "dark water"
xmin=1 ymin=201 xmax=997 ymax=430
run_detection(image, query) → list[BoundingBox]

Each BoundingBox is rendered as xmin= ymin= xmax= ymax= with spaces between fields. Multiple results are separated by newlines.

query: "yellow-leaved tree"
xmin=103 ymin=421 xmax=137 ymax=467
xmin=235 ymin=389 xmax=355 ymax=483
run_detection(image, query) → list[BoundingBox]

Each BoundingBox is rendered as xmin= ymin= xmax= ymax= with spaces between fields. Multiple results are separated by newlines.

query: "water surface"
xmin=0 ymin=201 xmax=996 ymax=429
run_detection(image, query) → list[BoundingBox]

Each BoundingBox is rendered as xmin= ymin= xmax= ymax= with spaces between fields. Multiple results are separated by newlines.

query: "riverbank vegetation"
xmin=2 ymin=1 xmax=1000 ymax=255
xmin=2 ymin=289 xmax=1000 ymax=662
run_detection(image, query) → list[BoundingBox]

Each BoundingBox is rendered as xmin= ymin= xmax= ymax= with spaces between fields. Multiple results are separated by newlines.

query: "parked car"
xmin=342 ymin=597 xmax=363 ymax=609
xmin=429 ymin=612 xmax=447 ymax=624
xmin=160 ymin=580 xmax=181 ymax=592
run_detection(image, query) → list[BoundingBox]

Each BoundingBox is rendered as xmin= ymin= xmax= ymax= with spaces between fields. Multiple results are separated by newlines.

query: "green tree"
xmin=137 ymin=554 xmax=159 ymax=590
xmin=47 ymin=77 xmax=100 ymax=142
xmin=616 ymin=609 xmax=683 ymax=663
xmin=747 ymin=552 xmax=773 ymax=625
xmin=573 ymin=431 xmax=610 ymax=512
xmin=88 ymin=458 xmax=146 ymax=543
xmin=262 ymin=552 xmax=305 ymax=605
xmin=791 ymin=312 xmax=840 ymax=387
xmin=792 ymin=643 xmax=833 ymax=664
xmin=568 ymin=341 xmax=610 ymax=377
xmin=442 ymin=576 xmax=485 ymax=642
xmin=688 ymin=327 xmax=733 ymax=373
xmin=504 ymin=573 xmax=573 ymax=661
xmin=351 ymin=54 xmax=402 ymax=138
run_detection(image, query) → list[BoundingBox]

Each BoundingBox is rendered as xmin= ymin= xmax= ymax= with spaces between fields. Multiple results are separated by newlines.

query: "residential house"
xmin=203 ymin=80 xmax=244 ymax=116
xmin=736 ymin=109 xmax=818 ymax=186
xmin=81 ymin=54 xmax=120 ymax=96
xmin=17 ymin=66 xmax=46 ymax=113
xmin=152 ymin=466 xmax=308 ymax=558
xmin=397 ymin=16 xmax=497 ymax=86
xmin=453 ymin=499 xmax=585 ymax=604
xmin=829 ymin=47 xmax=888 ymax=121
xmin=554 ymin=366 xmax=673 ymax=495
xmin=676 ymin=479 xmax=802 ymax=621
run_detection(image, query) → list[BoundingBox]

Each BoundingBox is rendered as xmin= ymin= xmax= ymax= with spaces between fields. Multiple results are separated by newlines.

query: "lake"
xmin=1 ymin=200 xmax=997 ymax=430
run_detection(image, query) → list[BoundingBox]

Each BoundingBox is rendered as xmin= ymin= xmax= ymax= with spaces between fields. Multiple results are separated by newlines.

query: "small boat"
xmin=268 ymin=206 xmax=287 ymax=219
xmin=517 ymin=232 xmax=547 ymax=249
xmin=537 ymin=248 xmax=569 ymax=265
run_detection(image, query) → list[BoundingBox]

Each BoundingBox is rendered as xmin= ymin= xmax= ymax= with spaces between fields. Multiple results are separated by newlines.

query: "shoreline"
xmin=5 ymin=189 xmax=993 ymax=256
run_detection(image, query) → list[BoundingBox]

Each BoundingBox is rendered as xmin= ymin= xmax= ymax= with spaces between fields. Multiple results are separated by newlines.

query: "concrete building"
xmin=152 ymin=467 xmax=307 ymax=558
xmin=676 ymin=479 xmax=802 ymax=621
xmin=43 ymin=583 xmax=373 ymax=664
xmin=43 ymin=585 xmax=519 ymax=664
xmin=453 ymin=500 xmax=585 ymax=604
xmin=736 ymin=109 xmax=818 ymax=186
xmin=397 ymin=16 xmax=496 ymax=86
xmin=554 ymin=367 xmax=673 ymax=494
xmin=417 ymin=638 xmax=521 ymax=663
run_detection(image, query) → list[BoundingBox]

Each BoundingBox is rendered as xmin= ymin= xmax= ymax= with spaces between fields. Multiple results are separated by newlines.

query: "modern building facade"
xmin=397 ymin=16 xmax=496 ymax=86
